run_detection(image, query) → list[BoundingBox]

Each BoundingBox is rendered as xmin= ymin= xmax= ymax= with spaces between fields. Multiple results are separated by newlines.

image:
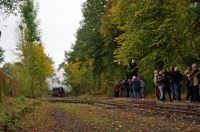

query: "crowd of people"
xmin=154 ymin=63 xmax=200 ymax=103
xmin=113 ymin=63 xmax=200 ymax=103
xmin=113 ymin=76 xmax=145 ymax=100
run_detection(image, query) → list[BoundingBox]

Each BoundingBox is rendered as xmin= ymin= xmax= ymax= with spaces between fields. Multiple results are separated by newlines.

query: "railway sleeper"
xmin=94 ymin=103 xmax=118 ymax=109
xmin=48 ymin=99 xmax=200 ymax=117
xmin=168 ymin=110 xmax=200 ymax=117
xmin=159 ymin=106 xmax=199 ymax=113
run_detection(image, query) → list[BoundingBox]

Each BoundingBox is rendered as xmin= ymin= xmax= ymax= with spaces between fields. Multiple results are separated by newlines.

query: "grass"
xmin=46 ymin=103 xmax=121 ymax=130
xmin=0 ymin=97 xmax=41 ymax=131
xmin=1 ymin=94 xmax=199 ymax=131
xmin=0 ymin=103 xmax=6 ymax=110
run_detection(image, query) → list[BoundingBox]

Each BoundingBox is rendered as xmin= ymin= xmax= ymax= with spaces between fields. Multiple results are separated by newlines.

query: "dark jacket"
xmin=168 ymin=71 xmax=174 ymax=84
xmin=157 ymin=75 xmax=170 ymax=89
xmin=132 ymin=79 xmax=141 ymax=91
xmin=122 ymin=80 xmax=129 ymax=90
xmin=186 ymin=76 xmax=190 ymax=86
xmin=167 ymin=71 xmax=183 ymax=85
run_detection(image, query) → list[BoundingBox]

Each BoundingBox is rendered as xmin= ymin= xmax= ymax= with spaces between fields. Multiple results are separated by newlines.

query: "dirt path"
xmin=15 ymin=107 xmax=97 ymax=132
xmin=47 ymin=108 xmax=96 ymax=132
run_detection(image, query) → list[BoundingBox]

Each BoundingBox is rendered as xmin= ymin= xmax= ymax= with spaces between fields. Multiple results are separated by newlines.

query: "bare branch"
xmin=0 ymin=0 xmax=23 ymax=20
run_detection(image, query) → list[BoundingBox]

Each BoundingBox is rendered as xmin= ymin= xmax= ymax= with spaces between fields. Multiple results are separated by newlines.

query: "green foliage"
xmin=64 ymin=0 xmax=200 ymax=96
xmin=12 ymin=0 xmax=54 ymax=98
xmin=0 ymin=47 xmax=5 ymax=64
xmin=111 ymin=0 xmax=189 ymax=72
xmin=63 ymin=0 xmax=130 ymax=96
xmin=19 ymin=0 xmax=40 ymax=42
xmin=18 ymin=95 xmax=26 ymax=102
xmin=0 ymin=103 xmax=6 ymax=109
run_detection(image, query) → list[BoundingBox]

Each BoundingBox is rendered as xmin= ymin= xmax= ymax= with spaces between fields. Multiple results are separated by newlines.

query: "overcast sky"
xmin=0 ymin=0 xmax=86 ymax=69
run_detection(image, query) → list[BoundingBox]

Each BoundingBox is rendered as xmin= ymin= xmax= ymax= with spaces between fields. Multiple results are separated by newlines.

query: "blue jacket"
xmin=132 ymin=79 xmax=141 ymax=91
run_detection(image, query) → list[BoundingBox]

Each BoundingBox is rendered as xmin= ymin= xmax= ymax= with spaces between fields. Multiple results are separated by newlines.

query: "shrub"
xmin=18 ymin=95 xmax=26 ymax=102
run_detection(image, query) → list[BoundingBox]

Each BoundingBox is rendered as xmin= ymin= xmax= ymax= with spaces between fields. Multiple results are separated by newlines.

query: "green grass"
xmin=0 ymin=103 xmax=6 ymax=110
xmin=18 ymin=95 xmax=26 ymax=102
xmin=0 ymin=97 xmax=42 ymax=131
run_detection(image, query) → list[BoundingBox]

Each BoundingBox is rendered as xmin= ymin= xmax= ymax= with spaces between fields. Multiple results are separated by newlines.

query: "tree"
xmin=181 ymin=1 xmax=200 ymax=65
xmin=109 ymin=0 xmax=190 ymax=73
xmin=64 ymin=0 xmax=107 ymax=94
xmin=0 ymin=47 xmax=5 ymax=102
xmin=64 ymin=0 xmax=200 ymax=96
xmin=0 ymin=0 xmax=23 ymax=42
xmin=14 ymin=0 xmax=54 ymax=97
xmin=0 ymin=0 xmax=23 ymax=20
xmin=64 ymin=0 xmax=130 ymax=96
xmin=2 ymin=63 xmax=21 ymax=97
xmin=100 ymin=0 xmax=129 ymax=78
xmin=0 ymin=47 xmax=5 ymax=64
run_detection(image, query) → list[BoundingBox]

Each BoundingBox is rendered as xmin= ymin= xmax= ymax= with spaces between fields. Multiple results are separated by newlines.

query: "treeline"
xmin=63 ymin=0 xmax=200 ymax=96
xmin=0 ymin=0 xmax=54 ymax=101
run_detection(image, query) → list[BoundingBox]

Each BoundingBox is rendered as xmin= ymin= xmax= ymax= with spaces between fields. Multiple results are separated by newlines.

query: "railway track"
xmin=48 ymin=98 xmax=200 ymax=118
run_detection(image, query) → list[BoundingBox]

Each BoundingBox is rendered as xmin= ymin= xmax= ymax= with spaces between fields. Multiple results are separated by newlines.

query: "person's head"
xmin=162 ymin=68 xmax=165 ymax=73
xmin=132 ymin=76 xmax=137 ymax=80
xmin=159 ymin=71 xmax=163 ymax=75
xmin=184 ymin=70 xmax=189 ymax=75
xmin=192 ymin=63 xmax=197 ymax=70
xmin=174 ymin=67 xmax=179 ymax=72
xmin=162 ymin=72 xmax=167 ymax=77
xmin=138 ymin=77 xmax=141 ymax=80
xmin=170 ymin=66 xmax=174 ymax=72
xmin=154 ymin=70 xmax=158 ymax=74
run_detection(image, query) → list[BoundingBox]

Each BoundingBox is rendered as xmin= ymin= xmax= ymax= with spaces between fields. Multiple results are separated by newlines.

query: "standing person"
xmin=156 ymin=72 xmax=164 ymax=101
xmin=128 ymin=79 xmax=133 ymax=98
xmin=113 ymin=81 xmax=120 ymax=97
xmin=167 ymin=67 xmax=183 ymax=101
xmin=138 ymin=77 xmax=145 ymax=99
xmin=122 ymin=79 xmax=129 ymax=99
xmin=119 ymin=80 xmax=123 ymax=97
xmin=168 ymin=66 xmax=175 ymax=100
xmin=161 ymin=72 xmax=172 ymax=102
xmin=153 ymin=70 xmax=159 ymax=100
xmin=185 ymin=67 xmax=193 ymax=102
xmin=132 ymin=76 xmax=141 ymax=99
xmin=179 ymin=73 xmax=184 ymax=101
xmin=188 ymin=63 xmax=199 ymax=103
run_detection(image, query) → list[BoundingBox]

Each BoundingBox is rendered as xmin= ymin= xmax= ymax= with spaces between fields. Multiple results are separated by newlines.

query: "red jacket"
xmin=114 ymin=82 xmax=120 ymax=91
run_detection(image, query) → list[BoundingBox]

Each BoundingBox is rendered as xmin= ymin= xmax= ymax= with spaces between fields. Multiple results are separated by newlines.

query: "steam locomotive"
xmin=52 ymin=87 xmax=65 ymax=97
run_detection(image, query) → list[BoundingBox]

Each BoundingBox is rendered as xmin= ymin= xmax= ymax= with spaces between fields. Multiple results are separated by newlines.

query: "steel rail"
xmin=48 ymin=98 xmax=200 ymax=117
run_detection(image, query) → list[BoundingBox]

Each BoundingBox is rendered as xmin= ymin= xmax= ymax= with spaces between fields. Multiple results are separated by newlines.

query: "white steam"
xmin=46 ymin=68 xmax=71 ymax=92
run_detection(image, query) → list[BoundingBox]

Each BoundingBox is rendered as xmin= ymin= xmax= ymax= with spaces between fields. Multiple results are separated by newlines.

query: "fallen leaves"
xmin=12 ymin=101 xmax=200 ymax=132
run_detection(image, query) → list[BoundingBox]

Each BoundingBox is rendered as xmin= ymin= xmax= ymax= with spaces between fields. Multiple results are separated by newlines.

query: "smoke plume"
xmin=46 ymin=68 xmax=71 ymax=92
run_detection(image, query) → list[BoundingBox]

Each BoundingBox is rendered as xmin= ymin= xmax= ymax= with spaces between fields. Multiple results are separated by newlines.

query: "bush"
xmin=18 ymin=95 xmax=26 ymax=102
